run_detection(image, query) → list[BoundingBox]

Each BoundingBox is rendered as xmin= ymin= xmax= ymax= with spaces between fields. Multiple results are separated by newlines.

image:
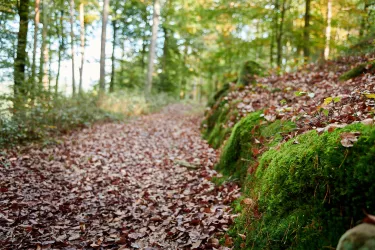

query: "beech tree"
xmin=99 ymin=0 xmax=109 ymax=94
xmin=145 ymin=0 xmax=160 ymax=97
xmin=13 ymin=0 xmax=30 ymax=96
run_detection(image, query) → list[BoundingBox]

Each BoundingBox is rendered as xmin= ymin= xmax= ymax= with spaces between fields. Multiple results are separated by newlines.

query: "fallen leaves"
xmin=206 ymin=55 xmax=375 ymax=144
xmin=340 ymin=132 xmax=361 ymax=147
xmin=0 ymin=104 xmax=240 ymax=249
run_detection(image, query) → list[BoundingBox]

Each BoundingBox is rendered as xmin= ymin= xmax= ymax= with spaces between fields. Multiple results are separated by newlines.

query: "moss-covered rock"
xmin=237 ymin=61 xmax=264 ymax=86
xmin=339 ymin=61 xmax=375 ymax=81
xmin=337 ymin=223 xmax=375 ymax=250
xmin=202 ymin=83 xmax=236 ymax=149
xmin=216 ymin=112 xmax=296 ymax=183
xmin=230 ymin=123 xmax=375 ymax=249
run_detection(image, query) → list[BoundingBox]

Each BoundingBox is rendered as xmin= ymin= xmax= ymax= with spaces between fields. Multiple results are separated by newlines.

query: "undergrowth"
xmin=0 ymin=91 xmax=177 ymax=149
xmin=0 ymin=93 xmax=121 ymax=148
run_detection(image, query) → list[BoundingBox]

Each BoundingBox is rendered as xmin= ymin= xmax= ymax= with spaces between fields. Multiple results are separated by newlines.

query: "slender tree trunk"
xmin=39 ymin=0 xmax=49 ymax=90
xmin=179 ymin=39 xmax=188 ymax=99
xmin=141 ymin=11 xmax=148 ymax=72
xmin=14 ymin=0 xmax=30 ymax=97
xmin=79 ymin=2 xmax=85 ymax=94
xmin=145 ymin=0 xmax=160 ymax=97
xmin=303 ymin=0 xmax=310 ymax=62
xmin=120 ymin=40 xmax=126 ymax=86
xmin=31 ymin=0 xmax=40 ymax=94
xmin=110 ymin=0 xmax=119 ymax=93
xmin=324 ymin=0 xmax=332 ymax=60
xmin=161 ymin=25 xmax=170 ymax=75
xmin=273 ymin=0 xmax=280 ymax=68
xmin=276 ymin=0 xmax=287 ymax=69
xmin=99 ymin=0 xmax=110 ymax=94
xmin=70 ymin=0 xmax=76 ymax=96
xmin=48 ymin=32 xmax=52 ymax=92
xmin=56 ymin=8 xmax=65 ymax=95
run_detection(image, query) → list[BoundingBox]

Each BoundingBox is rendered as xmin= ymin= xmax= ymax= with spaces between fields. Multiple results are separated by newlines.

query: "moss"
xmin=216 ymin=112 xmax=296 ymax=183
xmin=231 ymin=123 xmax=375 ymax=249
xmin=339 ymin=61 xmax=375 ymax=81
xmin=237 ymin=61 xmax=265 ymax=86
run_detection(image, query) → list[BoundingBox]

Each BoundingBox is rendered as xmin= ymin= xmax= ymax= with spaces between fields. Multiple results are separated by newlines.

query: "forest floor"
xmin=0 ymin=104 xmax=240 ymax=250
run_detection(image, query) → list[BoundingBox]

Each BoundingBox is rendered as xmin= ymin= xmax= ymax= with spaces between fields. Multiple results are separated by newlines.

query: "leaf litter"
xmin=0 ymin=104 xmax=240 ymax=249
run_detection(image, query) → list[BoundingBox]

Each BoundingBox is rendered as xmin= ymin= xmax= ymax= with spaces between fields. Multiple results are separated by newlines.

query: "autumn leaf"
xmin=340 ymin=132 xmax=361 ymax=147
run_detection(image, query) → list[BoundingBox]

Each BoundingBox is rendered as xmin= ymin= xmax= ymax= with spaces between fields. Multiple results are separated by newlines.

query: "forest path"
xmin=1 ymin=104 xmax=240 ymax=249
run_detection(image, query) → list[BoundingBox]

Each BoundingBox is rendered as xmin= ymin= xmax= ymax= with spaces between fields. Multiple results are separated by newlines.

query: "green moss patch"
xmin=230 ymin=123 xmax=375 ymax=249
xmin=216 ymin=112 xmax=296 ymax=183
xmin=339 ymin=61 xmax=375 ymax=81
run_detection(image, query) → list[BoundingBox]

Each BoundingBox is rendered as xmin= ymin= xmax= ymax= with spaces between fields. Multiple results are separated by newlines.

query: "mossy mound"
xmin=339 ymin=61 xmax=375 ymax=81
xmin=230 ymin=122 xmax=375 ymax=249
xmin=216 ymin=112 xmax=296 ymax=183
xmin=202 ymin=83 xmax=235 ymax=149
xmin=237 ymin=60 xmax=264 ymax=86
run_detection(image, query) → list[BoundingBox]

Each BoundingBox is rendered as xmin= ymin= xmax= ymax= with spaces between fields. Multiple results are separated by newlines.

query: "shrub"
xmin=0 ymin=93 xmax=121 ymax=148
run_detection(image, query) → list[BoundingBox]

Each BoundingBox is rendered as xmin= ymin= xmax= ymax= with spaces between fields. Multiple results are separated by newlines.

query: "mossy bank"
xmin=215 ymin=115 xmax=375 ymax=249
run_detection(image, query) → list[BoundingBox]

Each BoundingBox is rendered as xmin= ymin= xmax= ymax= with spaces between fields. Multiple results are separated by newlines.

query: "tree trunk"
xmin=14 ymin=0 xmax=30 ymax=97
xmin=39 ymin=0 xmax=49 ymax=90
xmin=270 ymin=0 xmax=280 ymax=68
xmin=48 ymin=31 xmax=52 ymax=92
xmin=56 ymin=8 xmax=65 ymax=95
xmin=31 ymin=0 xmax=40 ymax=94
xmin=276 ymin=0 xmax=287 ymax=69
xmin=145 ymin=0 xmax=160 ymax=97
xmin=70 ymin=0 xmax=76 ymax=96
xmin=99 ymin=0 xmax=110 ymax=95
xmin=140 ymin=11 xmax=148 ymax=72
xmin=110 ymin=0 xmax=119 ymax=93
xmin=324 ymin=0 xmax=332 ymax=60
xmin=303 ymin=0 xmax=310 ymax=62
xmin=79 ymin=2 xmax=85 ymax=94
xmin=162 ymin=25 xmax=168 ymax=73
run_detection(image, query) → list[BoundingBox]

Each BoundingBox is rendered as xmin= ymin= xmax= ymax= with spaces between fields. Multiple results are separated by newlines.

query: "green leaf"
xmin=333 ymin=97 xmax=342 ymax=103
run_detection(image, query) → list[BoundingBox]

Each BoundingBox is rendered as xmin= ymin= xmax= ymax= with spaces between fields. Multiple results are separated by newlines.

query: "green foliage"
xmin=100 ymin=90 xmax=178 ymax=116
xmin=231 ymin=123 xmax=375 ymax=249
xmin=339 ymin=61 xmax=375 ymax=81
xmin=0 ymin=94 xmax=121 ymax=148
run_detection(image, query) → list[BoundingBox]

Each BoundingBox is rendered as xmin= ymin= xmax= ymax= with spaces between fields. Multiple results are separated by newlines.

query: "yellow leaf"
xmin=323 ymin=97 xmax=333 ymax=105
xmin=365 ymin=94 xmax=375 ymax=99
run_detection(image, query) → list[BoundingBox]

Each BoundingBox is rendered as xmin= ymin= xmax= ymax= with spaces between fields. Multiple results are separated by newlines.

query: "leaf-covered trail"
xmin=1 ymin=104 xmax=240 ymax=249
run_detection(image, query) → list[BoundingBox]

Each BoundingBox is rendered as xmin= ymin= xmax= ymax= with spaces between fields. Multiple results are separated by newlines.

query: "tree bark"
xmin=31 ymin=0 xmax=40 ymax=93
xmin=276 ymin=0 xmax=287 ymax=69
xmin=145 ymin=0 xmax=160 ymax=97
xmin=303 ymin=0 xmax=310 ymax=62
xmin=324 ymin=0 xmax=332 ymax=60
xmin=79 ymin=2 xmax=85 ymax=94
xmin=110 ymin=0 xmax=119 ymax=93
xmin=70 ymin=0 xmax=76 ymax=96
xmin=56 ymin=8 xmax=65 ymax=95
xmin=14 ymin=0 xmax=30 ymax=96
xmin=140 ymin=10 xmax=148 ymax=72
xmin=39 ymin=0 xmax=49 ymax=90
xmin=99 ymin=0 xmax=110 ymax=94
